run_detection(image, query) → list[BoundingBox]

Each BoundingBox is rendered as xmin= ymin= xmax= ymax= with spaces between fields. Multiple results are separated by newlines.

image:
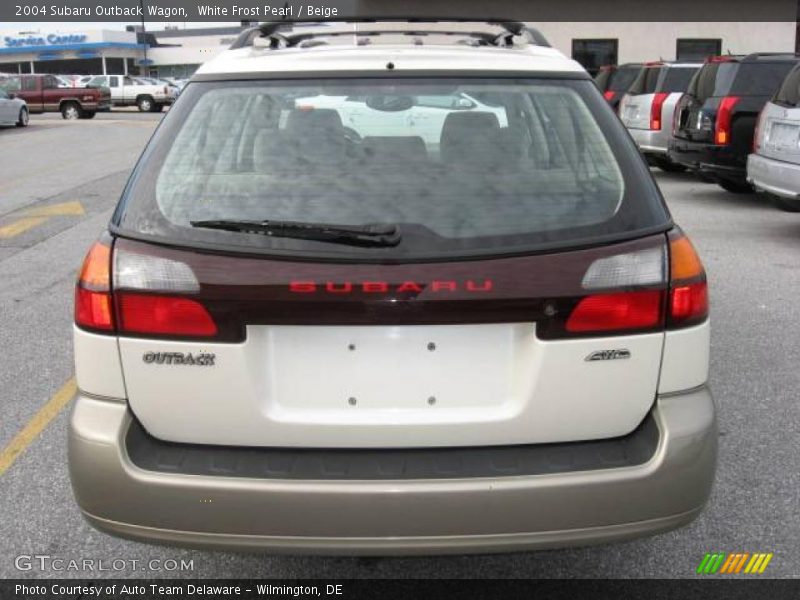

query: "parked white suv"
xmin=748 ymin=62 xmax=800 ymax=211
xmin=86 ymin=74 xmax=176 ymax=112
xmin=69 ymin=20 xmax=715 ymax=555
xmin=619 ymin=62 xmax=701 ymax=172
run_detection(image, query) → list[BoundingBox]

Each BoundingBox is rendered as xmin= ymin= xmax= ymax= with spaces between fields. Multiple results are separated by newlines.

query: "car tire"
xmin=61 ymin=102 xmax=80 ymax=120
xmin=718 ymin=179 xmax=753 ymax=194
xmin=769 ymin=194 xmax=800 ymax=212
xmin=653 ymin=157 xmax=687 ymax=173
xmin=137 ymin=96 xmax=154 ymax=112
xmin=152 ymin=104 xmax=165 ymax=113
xmin=16 ymin=107 xmax=28 ymax=127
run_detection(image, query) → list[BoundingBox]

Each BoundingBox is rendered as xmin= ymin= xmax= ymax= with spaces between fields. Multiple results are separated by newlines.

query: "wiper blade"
xmin=190 ymin=219 xmax=401 ymax=248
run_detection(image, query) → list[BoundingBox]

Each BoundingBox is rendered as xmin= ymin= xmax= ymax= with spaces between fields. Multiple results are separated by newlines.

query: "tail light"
xmin=566 ymin=291 xmax=663 ymax=333
xmin=753 ymin=106 xmax=767 ymax=152
xmin=667 ymin=232 xmax=708 ymax=328
xmin=650 ymin=92 xmax=669 ymax=130
xmin=565 ymin=245 xmax=667 ymax=335
xmin=559 ymin=234 xmax=708 ymax=337
xmin=75 ymin=240 xmax=114 ymax=332
xmin=603 ymin=90 xmax=615 ymax=101
xmin=714 ymin=96 xmax=740 ymax=145
xmin=74 ymin=240 xmax=218 ymax=338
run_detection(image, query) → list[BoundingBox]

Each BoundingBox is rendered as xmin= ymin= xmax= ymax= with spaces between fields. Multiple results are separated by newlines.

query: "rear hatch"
xmin=674 ymin=56 xmax=797 ymax=148
xmin=754 ymin=63 xmax=800 ymax=164
xmin=101 ymin=75 xmax=679 ymax=448
xmin=621 ymin=64 xmax=700 ymax=131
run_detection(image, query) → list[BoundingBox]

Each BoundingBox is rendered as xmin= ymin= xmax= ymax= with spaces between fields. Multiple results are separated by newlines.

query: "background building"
xmin=1 ymin=20 xmax=797 ymax=78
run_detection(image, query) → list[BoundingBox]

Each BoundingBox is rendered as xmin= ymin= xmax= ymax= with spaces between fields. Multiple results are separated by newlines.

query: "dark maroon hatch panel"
xmin=113 ymin=234 xmax=668 ymax=341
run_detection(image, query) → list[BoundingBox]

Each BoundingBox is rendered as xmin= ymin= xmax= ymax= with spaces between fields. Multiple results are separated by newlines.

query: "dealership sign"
xmin=4 ymin=33 xmax=88 ymax=48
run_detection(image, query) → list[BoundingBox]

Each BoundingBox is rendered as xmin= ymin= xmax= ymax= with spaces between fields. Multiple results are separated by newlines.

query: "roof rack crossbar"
xmin=231 ymin=18 xmax=550 ymax=51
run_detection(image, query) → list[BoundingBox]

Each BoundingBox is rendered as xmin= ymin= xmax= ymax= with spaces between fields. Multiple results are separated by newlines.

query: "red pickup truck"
xmin=0 ymin=74 xmax=111 ymax=119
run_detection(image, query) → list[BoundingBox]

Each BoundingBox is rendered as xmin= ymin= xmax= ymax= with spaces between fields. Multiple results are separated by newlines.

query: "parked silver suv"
xmin=748 ymin=62 xmax=800 ymax=211
xmin=619 ymin=62 xmax=701 ymax=172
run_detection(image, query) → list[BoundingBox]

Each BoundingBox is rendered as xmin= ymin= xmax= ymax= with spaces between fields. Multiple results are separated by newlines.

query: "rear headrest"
xmin=282 ymin=108 xmax=346 ymax=164
xmin=440 ymin=111 xmax=501 ymax=165
xmin=285 ymin=108 xmax=344 ymax=134
xmin=363 ymin=136 xmax=427 ymax=163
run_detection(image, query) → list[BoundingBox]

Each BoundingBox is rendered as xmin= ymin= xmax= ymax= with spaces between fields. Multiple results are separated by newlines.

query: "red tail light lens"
xmin=75 ymin=287 xmax=114 ymax=331
xmin=566 ymin=290 xmax=663 ymax=333
xmin=670 ymin=281 xmax=708 ymax=322
xmin=668 ymin=233 xmax=709 ymax=327
xmin=650 ymin=92 xmax=669 ymax=130
xmin=603 ymin=90 xmax=615 ymax=101
xmin=75 ymin=241 xmax=114 ymax=331
xmin=714 ymin=96 xmax=740 ymax=145
xmin=116 ymin=293 xmax=217 ymax=337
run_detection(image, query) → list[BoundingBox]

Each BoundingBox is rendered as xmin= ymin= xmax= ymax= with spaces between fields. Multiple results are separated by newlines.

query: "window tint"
xmin=730 ymin=62 xmax=797 ymax=96
xmin=608 ymin=66 xmax=640 ymax=92
xmin=116 ymin=78 xmax=668 ymax=261
xmin=688 ymin=62 xmax=737 ymax=101
xmin=773 ymin=64 xmax=800 ymax=106
xmin=657 ymin=67 xmax=699 ymax=93
xmin=628 ymin=67 xmax=662 ymax=95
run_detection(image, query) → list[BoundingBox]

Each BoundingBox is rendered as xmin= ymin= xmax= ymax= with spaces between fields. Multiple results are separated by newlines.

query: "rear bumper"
xmin=628 ymin=127 xmax=669 ymax=156
xmin=68 ymin=387 xmax=717 ymax=555
xmin=669 ymin=138 xmax=746 ymax=182
xmin=747 ymin=153 xmax=800 ymax=199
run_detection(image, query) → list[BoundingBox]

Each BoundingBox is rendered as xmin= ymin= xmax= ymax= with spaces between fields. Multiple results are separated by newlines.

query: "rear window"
xmin=773 ymin=63 xmax=800 ymax=107
xmin=689 ymin=61 xmax=798 ymax=101
xmin=628 ymin=67 xmax=662 ymax=95
xmin=657 ymin=67 xmax=700 ymax=93
xmin=115 ymin=78 xmax=669 ymax=262
xmin=730 ymin=62 xmax=797 ymax=96
xmin=608 ymin=67 xmax=641 ymax=92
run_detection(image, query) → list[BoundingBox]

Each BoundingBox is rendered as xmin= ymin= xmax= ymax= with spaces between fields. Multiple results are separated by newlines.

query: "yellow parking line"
xmin=0 ymin=377 xmax=77 ymax=477
xmin=0 ymin=217 xmax=47 ymax=239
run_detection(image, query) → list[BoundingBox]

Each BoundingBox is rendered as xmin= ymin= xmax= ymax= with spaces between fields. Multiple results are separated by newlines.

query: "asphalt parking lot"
xmin=0 ymin=111 xmax=798 ymax=579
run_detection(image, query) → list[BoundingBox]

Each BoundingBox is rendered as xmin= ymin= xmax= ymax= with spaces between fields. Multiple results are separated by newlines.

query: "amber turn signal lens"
xmin=669 ymin=236 xmax=704 ymax=282
xmin=78 ymin=242 xmax=111 ymax=291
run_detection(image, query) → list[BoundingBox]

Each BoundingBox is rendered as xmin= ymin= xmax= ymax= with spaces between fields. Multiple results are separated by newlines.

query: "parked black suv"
xmin=595 ymin=63 xmax=643 ymax=111
xmin=670 ymin=53 xmax=800 ymax=193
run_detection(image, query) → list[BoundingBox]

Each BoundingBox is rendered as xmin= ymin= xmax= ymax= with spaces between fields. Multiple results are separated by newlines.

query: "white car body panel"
xmin=657 ymin=321 xmax=710 ymax=394
xmin=197 ymin=45 xmax=585 ymax=77
xmin=73 ymin=326 xmax=127 ymax=399
xmin=116 ymin=324 xmax=665 ymax=448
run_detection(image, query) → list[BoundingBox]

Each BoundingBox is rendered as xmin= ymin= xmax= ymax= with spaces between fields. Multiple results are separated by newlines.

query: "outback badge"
xmin=585 ymin=349 xmax=631 ymax=362
xmin=142 ymin=352 xmax=216 ymax=366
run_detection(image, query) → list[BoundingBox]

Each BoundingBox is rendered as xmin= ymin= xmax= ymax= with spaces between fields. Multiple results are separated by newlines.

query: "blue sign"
xmin=4 ymin=33 xmax=88 ymax=48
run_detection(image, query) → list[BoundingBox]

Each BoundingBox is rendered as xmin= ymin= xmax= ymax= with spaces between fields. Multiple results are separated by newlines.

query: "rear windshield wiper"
xmin=190 ymin=219 xmax=401 ymax=247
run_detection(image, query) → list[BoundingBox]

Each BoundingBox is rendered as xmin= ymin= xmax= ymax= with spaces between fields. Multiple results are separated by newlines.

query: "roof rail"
xmin=230 ymin=18 xmax=550 ymax=51
xmin=741 ymin=52 xmax=800 ymax=62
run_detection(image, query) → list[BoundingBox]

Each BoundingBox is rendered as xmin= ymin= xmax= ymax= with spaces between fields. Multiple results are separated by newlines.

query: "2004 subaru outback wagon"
xmin=69 ymin=20 xmax=716 ymax=554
